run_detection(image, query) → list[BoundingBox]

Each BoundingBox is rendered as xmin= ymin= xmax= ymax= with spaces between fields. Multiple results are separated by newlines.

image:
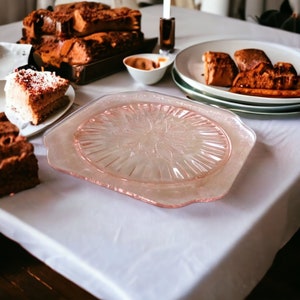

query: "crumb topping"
xmin=8 ymin=69 xmax=69 ymax=93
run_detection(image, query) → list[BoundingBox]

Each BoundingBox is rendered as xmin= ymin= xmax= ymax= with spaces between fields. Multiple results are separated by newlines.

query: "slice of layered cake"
xmin=0 ymin=113 xmax=39 ymax=197
xmin=5 ymin=69 xmax=70 ymax=125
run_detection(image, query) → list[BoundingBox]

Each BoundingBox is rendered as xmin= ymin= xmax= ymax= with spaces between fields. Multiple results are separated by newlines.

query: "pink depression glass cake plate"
xmin=44 ymin=91 xmax=256 ymax=208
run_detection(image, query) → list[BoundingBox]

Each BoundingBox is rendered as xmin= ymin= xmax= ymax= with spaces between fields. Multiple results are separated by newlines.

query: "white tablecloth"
xmin=1 ymin=5 xmax=300 ymax=300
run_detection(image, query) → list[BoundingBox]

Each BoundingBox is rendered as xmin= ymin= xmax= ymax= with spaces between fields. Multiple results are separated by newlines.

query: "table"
xmin=1 ymin=5 xmax=300 ymax=300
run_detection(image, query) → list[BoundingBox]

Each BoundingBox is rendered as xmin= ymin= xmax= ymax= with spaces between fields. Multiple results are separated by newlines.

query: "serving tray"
xmin=33 ymin=38 xmax=158 ymax=85
xmin=44 ymin=91 xmax=256 ymax=208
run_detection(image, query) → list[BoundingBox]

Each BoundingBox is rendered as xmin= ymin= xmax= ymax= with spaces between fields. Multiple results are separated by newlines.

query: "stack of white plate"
xmin=172 ymin=39 xmax=300 ymax=116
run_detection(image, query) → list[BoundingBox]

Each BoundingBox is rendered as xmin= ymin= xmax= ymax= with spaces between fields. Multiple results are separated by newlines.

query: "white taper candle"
xmin=163 ymin=0 xmax=171 ymax=19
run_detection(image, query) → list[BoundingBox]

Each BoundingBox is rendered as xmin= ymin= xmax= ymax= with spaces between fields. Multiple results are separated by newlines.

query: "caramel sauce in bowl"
xmin=125 ymin=57 xmax=159 ymax=70
xmin=123 ymin=53 xmax=174 ymax=85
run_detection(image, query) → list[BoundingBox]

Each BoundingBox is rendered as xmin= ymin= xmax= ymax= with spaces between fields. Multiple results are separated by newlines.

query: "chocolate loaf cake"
xmin=202 ymin=51 xmax=238 ymax=87
xmin=34 ymin=30 xmax=144 ymax=67
xmin=0 ymin=113 xmax=39 ymax=197
xmin=21 ymin=1 xmax=142 ymax=43
xmin=232 ymin=62 xmax=298 ymax=90
xmin=234 ymin=48 xmax=272 ymax=72
xmin=19 ymin=1 xmax=145 ymax=78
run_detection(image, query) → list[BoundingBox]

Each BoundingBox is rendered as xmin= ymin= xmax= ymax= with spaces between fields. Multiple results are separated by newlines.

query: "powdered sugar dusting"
xmin=7 ymin=69 xmax=69 ymax=93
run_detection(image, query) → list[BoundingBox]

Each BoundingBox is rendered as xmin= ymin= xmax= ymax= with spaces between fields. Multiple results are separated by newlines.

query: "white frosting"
xmin=4 ymin=68 xmax=69 ymax=126
xmin=5 ymin=69 xmax=68 ymax=93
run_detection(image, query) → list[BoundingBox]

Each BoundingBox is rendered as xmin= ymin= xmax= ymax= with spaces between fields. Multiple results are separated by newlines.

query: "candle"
xmin=163 ymin=0 xmax=171 ymax=19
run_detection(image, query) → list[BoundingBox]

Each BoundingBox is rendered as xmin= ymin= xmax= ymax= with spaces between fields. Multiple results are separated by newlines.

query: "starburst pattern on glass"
xmin=74 ymin=102 xmax=231 ymax=184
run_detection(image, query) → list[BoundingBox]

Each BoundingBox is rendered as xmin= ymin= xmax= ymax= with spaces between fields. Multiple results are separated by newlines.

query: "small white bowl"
xmin=123 ymin=53 xmax=174 ymax=85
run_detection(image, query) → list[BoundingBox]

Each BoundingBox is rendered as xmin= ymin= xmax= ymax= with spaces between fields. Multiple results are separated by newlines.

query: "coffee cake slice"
xmin=5 ymin=69 xmax=70 ymax=125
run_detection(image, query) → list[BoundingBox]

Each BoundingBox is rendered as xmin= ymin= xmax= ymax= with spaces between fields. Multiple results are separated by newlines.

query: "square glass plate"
xmin=44 ymin=91 xmax=256 ymax=207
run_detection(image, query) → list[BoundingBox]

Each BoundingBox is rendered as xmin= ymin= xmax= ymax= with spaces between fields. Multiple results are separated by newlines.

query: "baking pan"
xmin=33 ymin=37 xmax=158 ymax=85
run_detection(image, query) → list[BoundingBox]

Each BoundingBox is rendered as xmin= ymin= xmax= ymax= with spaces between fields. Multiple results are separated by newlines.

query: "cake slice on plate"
xmin=5 ymin=69 xmax=70 ymax=125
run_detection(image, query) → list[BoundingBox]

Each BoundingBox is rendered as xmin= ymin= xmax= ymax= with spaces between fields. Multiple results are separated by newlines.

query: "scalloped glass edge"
xmin=44 ymin=91 xmax=256 ymax=208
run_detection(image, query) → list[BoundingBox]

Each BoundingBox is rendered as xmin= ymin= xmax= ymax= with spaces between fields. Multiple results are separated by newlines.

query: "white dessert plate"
xmin=0 ymin=80 xmax=75 ymax=137
xmin=44 ymin=91 xmax=256 ymax=208
xmin=172 ymin=68 xmax=300 ymax=116
xmin=174 ymin=39 xmax=300 ymax=105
